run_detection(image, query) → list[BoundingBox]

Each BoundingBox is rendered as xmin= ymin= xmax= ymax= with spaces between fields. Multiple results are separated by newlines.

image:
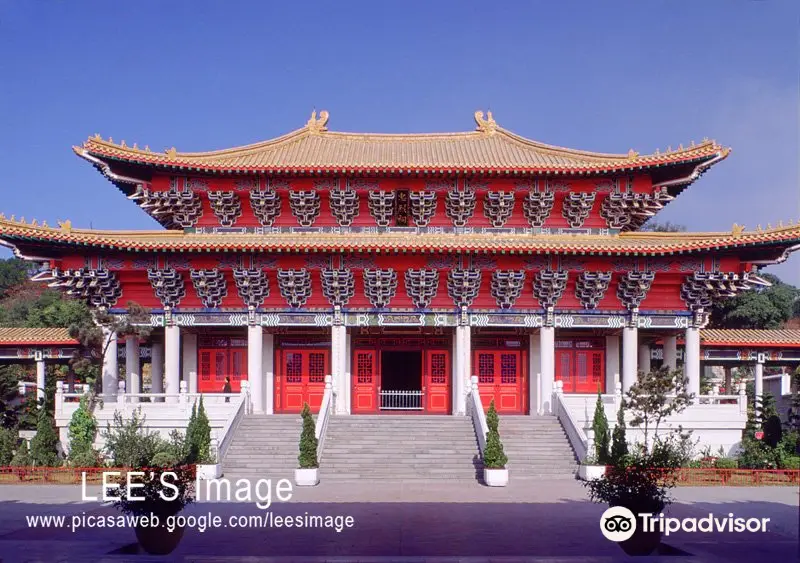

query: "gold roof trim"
xmin=76 ymin=111 xmax=729 ymax=172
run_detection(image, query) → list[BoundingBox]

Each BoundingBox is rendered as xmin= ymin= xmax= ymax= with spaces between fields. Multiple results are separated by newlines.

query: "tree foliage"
xmin=29 ymin=410 xmax=60 ymax=467
xmin=611 ymin=401 xmax=628 ymax=464
xmin=0 ymin=426 xmax=17 ymax=464
xmin=185 ymin=397 xmax=212 ymax=464
xmin=297 ymin=402 xmax=318 ymax=469
xmin=624 ymin=367 xmax=693 ymax=447
xmin=67 ymin=396 xmax=99 ymax=467
xmin=591 ymin=392 xmax=610 ymax=464
xmin=483 ymin=399 xmax=508 ymax=469
xmin=639 ymin=221 xmax=686 ymax=233
xmin=710 ymin=273 xmax=799 ymax=329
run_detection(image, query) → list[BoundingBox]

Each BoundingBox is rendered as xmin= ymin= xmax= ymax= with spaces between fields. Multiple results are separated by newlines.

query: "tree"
xmin=297 ymin=403 xmax=318 ymax=469
xmin=0 ymin=258 xmax=28 ymax=299
xmin=624 ymin=367 xmax=693 ymax=449
xmin=639 ymin=221 xmax=686 ymax=233
xmin=29 ymin=410 xmax=60 ymax=467
xmin=591 ymin=392 xmax=610 ymax=464
xmin=709 ymin=274 xmax=799 ymax=329
xmin=483 ymin=399 xmax=508 ymax=469
xmin=102 ymin=409 xmax=162 ymax=467
xmin=185 ymin=397 xmax=212 ymax=464
xmin=10 ymin=439 xmax=30 ymax=466
xmin=0 ymin=426 xmax=17 ymax=464
xmin=611 ymin=401 xmax=628 ymax=463
xmin=67 ymin=396 xmax=99 ymax=467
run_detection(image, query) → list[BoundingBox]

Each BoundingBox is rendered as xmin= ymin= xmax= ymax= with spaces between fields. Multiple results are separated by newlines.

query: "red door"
xmin=474 ymin=351 xmax=523 ymax=413
xmin=278 ymin=350 xmax=328 ymax=413
xmin=352 ymin=349 xmax=378 ymax=413
xmin=556 ymin=345 xmax=604 ymax=393
xmin=425 ymin=350 xmax=450 ymax=413
xmin=198 ymin=342 xmax=247 ymax=393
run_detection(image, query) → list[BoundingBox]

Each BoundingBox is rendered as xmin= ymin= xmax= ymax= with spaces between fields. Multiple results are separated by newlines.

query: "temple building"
xmin=1 ymin=111 xmax=798 ymax=477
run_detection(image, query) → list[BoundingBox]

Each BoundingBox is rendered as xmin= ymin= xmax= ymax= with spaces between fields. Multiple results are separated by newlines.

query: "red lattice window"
xmin=357 ymin=353 xmax=373 ymax=383
xmin=559 ymin=354 xmax=570 ymax=381
xmin=200 ymin=352 xmax=211 ymax=381
xmin=430 ymin=353 xmax=447 ymax=384
xmin=286 ymin=353 xmax=302 ymax=383
xmin=308 ymin=353 xmax=326 ymax=383
xmin=214 ymin=352 xmax=226 ymax=381
xmin=231 ymin=350 xmax=244 ymax=382
xmin=478 ymin=353 xmax=494 ymax=384
xmin=500 ymin=354 xmax=517 ymax=384
xmin=577 ymin=353 xmax=588 ymax=383
xmin=592 ymin=353 xmax=603 ymax=385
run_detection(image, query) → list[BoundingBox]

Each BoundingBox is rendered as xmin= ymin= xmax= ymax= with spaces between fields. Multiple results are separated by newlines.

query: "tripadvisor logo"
xmin=601 ymin=506 xmax=771 ymax=541
xmin=600 ymin=506 xmax=637 ymax=541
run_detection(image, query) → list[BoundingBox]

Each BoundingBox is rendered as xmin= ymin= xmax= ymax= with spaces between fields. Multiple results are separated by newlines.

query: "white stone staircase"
xmin=221 ymin=414 xmax=301 ymax=480
xmin=498 ymin=415 xmax=579 ymax=479
xmin=321 ymin=415 xmax=483 ymax=481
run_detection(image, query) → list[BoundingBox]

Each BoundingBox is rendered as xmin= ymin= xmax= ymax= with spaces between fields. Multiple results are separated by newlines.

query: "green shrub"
xmin=781 ymin=456 xmax=800 ymax=470
xmin=0 ymin=426 xmax=16 ymax=465
xmin=152 ymin=430 xmax=187 ymax=467
xmin=29 ymin=411 xmax=60 ymax=467
xmin=591 ymin=392 xmax=610 ymax=464
xmin=483 ymin=400 xmax=508 ymax=469
xmin=10 ymin=439 xmax=30 ymax=466
xmin=185 ymin=397 xmax=212 ymax=464
xmin=610 ymin=402 xmax=628 ymax=464
xmin=102 ymin=409 xmax=161 ymax=468
xmin=297 ymin=403 xmax=318 ymax=469
xmin=714 ymin=457 xmax=738 ymax=469
xmin=67 ymin=396 xmax=99 ymax=467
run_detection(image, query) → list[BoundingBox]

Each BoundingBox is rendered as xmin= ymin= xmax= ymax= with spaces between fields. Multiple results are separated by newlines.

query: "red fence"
xmin=673 ymin=467 xmax=800 ymax=486
xmin=0 ymin=466 xmax=196 ymax=484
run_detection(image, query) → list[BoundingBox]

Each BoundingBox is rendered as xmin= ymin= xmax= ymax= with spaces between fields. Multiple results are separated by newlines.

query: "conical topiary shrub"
xmin=298 ymin=403 xmax=318 ymax=469
xmin=483 ymin=400 xmax=507 ymax=470
xmin=30 ymin=410 xmax=60 ymax=467
xmin=592 ymin=391 xmax=610 ymax=464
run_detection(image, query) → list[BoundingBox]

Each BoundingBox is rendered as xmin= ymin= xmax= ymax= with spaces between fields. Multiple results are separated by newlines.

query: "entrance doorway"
xmin=380 ymin=350 xmax=422 ymax=410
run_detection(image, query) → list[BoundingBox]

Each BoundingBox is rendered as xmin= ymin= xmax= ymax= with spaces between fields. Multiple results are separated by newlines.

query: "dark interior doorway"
xmin=381 ymin=350 xmax=422 ymax=391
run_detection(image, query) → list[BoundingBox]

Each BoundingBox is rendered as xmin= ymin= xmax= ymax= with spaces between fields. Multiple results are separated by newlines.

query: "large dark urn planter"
xmin=135 ymin=522 xmax=185 ymax=555
xmin=615 ymin=500 xmax=664 ymax=557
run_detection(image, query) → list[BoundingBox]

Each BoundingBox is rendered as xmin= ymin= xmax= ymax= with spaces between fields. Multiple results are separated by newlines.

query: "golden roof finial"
xmin=655 ymin=148 xmax=660 ymax=155
xmin=757 ymin=224 xmax=762 ymax=232
xmin=678 ymin=143 xmax=684 ymax=151
xmin=306 ymin=109 xmax=330 ymax=132
xmin=133 ymin=143 xmax=138 ymax=150
xmin=108 ymin=137 xmax=113 ymax=143
xmin=667 ymin=145 xmax=672 ymax=153
xmin=145 ymin=145 xmax=150 ymax=152
xmin=19 ymin=217 xmax=24 ymax=224
xmin=702 ymin=137 xmax=709 ymax=143
xmin=0 ymin=213 xmax=5 ymax=220
xmin=474 ymin=110 xmax=497 ymax=133
xmin=120 ymin=140 xmax=127 ymax=148
xmin=42 ymin=220 xmax=48 ymax=227
xmin=627 ymin=149 xmax=639 ymax=160
xmin=9 ymin=215 xmax=14 ymax=222
xmin=767 ymin=223 xmax=772 ymax=230
xmin=166 ymin=147 xmax=177 ymax=159
xmin=30 ymin=218 xmax=37 ymax=226
xmin=731 ymin=223 xmax=745 ymax=237
xmin=690 ymin=140 xmax=695 ymax=147
xmin=58 ymin=219 xmax=72 ymax=233
xmin=94 ymin=133 xmax=101 ymax=140
xmin=778 ymin=220 xmax=784 ymax=228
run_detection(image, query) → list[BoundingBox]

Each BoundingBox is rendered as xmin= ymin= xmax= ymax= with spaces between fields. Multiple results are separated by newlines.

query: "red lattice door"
xmin=424 ymin=350 xmax=450 ymax=413
xmin=556 ymin=344 xmax=604 ymax=394
xmin=474 ymin=351 xmax=523 ymax=413
xmin=198 ymin=343 xmax=248 ymax=393
xmin=352 ymin=349 xmax=378 ymax=413
xmin=278 ymin=350 xmax=328 ymax=413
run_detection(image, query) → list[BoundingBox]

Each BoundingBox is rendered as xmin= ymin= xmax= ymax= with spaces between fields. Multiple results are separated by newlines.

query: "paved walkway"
xmin=0 ymin=479 xmax=796 ymax=562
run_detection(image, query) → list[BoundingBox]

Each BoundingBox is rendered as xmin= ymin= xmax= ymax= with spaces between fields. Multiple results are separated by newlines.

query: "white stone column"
xmin=621 ymin=326 xmax=638 ymax=392
xmin=262 ymin=332 xmax=275 ymax=414
xmin=35 ymin=358 xmax=46 ymax=408
xmin=529 ymin=332 xmax=541 ymax=415
xmin=247 ymin=324 xmax=264 ymax=413
xmin=539 ymin=326 xmax=555 ymax=414
xmin=754 ymin=359 xmax=764 ymax=419
xmin=182 ymin=332 xmax=198 ymax=395
xmin=684 ymin=326 xmax=701 ymax=398
xmin=345 ymin=331 xmax=352 ymax=414
xmin=151 ymin=341 xmax=164 ymax=399
xmin=331 ymin=324 xmax=347 ymax=414
xmin=165 ymin=324 xmax=181 ymax=404
xmin=125 ymin=335 xmax=140 ymax=403
xmin=101 ymin=325 xmax=118 ymax=402
xmin=663 ymin=336 xmax=678 ymax=370
xmin=638 ymin=342 xmax=651 ymax=376
xmin=454 ymin=325 xmax=470 ymax=415
xmin=605 ymin=334 xmax=620 ymax=394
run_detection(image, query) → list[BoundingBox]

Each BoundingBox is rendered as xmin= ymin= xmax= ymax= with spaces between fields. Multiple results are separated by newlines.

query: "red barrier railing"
xmin=673 ymin=467 xmax=800 ymax=486
xmin=0 ymin=466 xmax=197 ymax=484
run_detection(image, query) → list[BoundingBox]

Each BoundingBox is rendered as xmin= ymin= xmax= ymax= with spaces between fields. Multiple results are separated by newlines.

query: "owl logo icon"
xmin=600 ymin=506 xmax=637 ymax=541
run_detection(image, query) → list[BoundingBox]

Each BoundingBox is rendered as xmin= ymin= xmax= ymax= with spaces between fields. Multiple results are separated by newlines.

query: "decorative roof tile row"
xmin=700 ymin=329 xmax=800 ymax=348
xmin=0 ymin=327 xmax=78 ymax=346
xmin=75 ymin=111 xmax=729 ymax=175
xmin=1 ymin=216 xmax=798 ymax=256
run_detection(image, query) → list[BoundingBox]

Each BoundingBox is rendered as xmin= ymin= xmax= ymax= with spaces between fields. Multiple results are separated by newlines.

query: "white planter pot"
xmin=294 ymin=468 xmax=319 ymax=487
xmin=578 ymin=464 xmax=606 ymax=480
xmin=196 ymin=464 xmax=222 ymax=480
xmin=483 ymin=468 xmax=509 ymax=487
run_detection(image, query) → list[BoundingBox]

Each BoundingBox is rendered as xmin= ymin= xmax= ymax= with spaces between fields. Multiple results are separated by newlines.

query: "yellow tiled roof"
xmin=0 ymin=327 xmax=77 ymax=345
xmin=75 ymin=111 xmax=729 ymax=174
xmin=700 ymin=329 xmax=800 ymax=348
xmin=0 ymin=216 xmax=798 ymax=256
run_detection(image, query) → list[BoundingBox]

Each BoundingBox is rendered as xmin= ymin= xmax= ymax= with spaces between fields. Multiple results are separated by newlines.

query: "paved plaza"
xmin=0 ymin=478 xmax=797 ymax=562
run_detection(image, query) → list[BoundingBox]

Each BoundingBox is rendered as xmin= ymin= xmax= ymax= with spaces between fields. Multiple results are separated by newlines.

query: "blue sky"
xmin=0 ymin=1 xmax=798 ymax=283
